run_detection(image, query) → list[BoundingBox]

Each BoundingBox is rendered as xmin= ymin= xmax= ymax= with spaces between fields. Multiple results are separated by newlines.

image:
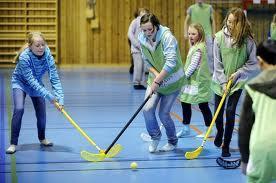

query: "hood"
xmin=223 ymin=26 xmax=231 ymax=37
xmin=138 ymin=25 xmax=170 ymax=48
xmin=248 ymin=69 xmax=276 ymax=99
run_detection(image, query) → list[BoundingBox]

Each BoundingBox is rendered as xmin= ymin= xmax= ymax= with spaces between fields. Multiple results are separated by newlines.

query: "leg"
xmin=196 ymin=102 xmax=213 ymax=137
xmin=10 ymin=88 xmax=26 ymax=145
xmin=177 ymin=102 xmax=192 ymax=138
xmin=158 ymin=90 xmax=179 ymax=146
xmin=132 ymin=53 xmax=146 ymax=89
xmin=143 ymin=87 xmax=161 ymax=140
xmin=214 ymin=94 xmax=226 ymax=147
xmin=198 ymin=102 xmax=212 ymax=127
xmin=6 ymin=89 xmax=26 ymax=154
xmin=31 ymin=96 xmax=46 ymax=141
xmin=181 ymin=102 xmax=191 ymax=125
xmin=206 ymin=36 xmax=214 ymax=74
xmin=143 ymin=87 xmax=161 ymax=153
xmin=128 ymin=39 xmax=134 ymax=74
xmin=222 ymin=89 xmax=242 ymax=157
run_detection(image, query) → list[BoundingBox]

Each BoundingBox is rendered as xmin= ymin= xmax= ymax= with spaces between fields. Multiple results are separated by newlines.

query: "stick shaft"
xmin=55 ymin=103 xmax=102 ymax=151
xmin=105 ymin=94 xmax=152 ymax=154
xmin=202 ymin=80 xmax=233 ymax=145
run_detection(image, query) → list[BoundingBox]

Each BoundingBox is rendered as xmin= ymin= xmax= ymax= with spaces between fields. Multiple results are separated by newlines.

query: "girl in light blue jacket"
xmin=6 ymin=32 xmax=64 ymax=154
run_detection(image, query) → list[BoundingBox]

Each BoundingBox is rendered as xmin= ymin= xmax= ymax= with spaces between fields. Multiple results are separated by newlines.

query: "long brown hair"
xmin=224 ymin=8 xmax=254 ymax=48
xmin=14 ymin=32 xmax=46 ymax=63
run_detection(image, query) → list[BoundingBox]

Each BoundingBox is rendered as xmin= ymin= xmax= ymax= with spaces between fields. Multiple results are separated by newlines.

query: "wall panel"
xmin=1 ymin=0 xmax=274 ymax=67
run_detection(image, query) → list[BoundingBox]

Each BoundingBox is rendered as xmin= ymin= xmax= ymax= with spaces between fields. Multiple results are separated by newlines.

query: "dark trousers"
xmin=181 ymin=102 xmax=212 ymax=126
xmin=10 ymin=88 xmax=46 ymax=145
xmin=214 ymin=89 xmax=242 ymax=147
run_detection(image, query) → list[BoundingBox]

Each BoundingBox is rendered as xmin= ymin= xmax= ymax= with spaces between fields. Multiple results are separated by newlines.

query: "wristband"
xmin=154 ymin=81 xmax=161 ymax=86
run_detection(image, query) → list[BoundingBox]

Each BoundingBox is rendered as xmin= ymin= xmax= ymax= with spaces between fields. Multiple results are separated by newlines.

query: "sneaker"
xmin=221 ymin=146 xmax=231 ymax=157
xmin=148 ymin=139 xmax=159 ymax=153
xmin=134 ymin=85 xmax=146 ymax=90
xmin=160 ymin=143 xmax=177 ymax=152
xmin=40 ymin=139 xmax=53 ymax=146
xmin=177 ymin=125 xmax=190 ymax=138
xmin=6 ymin=145 xmax=16 ymax=154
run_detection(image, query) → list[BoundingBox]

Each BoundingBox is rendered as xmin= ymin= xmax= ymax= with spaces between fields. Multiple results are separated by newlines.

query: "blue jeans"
xmin=10 ymin=88 xmax=46 ymax=145
xmin=143 ymin=87 xmax=179 ymax=145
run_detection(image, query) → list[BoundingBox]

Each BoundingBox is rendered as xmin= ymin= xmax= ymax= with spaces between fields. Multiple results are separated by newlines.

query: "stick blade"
xmin=216 ymin=157 xmax=241 ymax=169
xmin=80 ymin=151 xmax=106 ymax=162
xmin=185 ymin=146 xmax=203 ymax=160
xmin=106 ymin=144 xmax=123 ymax=158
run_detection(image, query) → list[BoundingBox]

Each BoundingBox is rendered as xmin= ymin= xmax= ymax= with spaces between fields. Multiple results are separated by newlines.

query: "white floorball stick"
xmin=140 ymin=124 xmax=163 ymax=142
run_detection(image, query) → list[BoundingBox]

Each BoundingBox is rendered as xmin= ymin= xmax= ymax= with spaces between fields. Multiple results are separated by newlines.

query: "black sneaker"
xmin=221 ymin=146 xmax=231 ymax=157
xmin=134 ymin=85 xmax=146 ymax=90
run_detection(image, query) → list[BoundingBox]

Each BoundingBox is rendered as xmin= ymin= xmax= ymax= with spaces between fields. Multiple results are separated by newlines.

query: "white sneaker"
xmin=160 ymin=143 xmax=177 ymax=152
xmin=40 ymin=139 xmax=53 ymax=146
xmin=6 ymin=145 xmax=16 ymax=154
xmin=148 ymin=139 xmax=159 ymax=153
xmin=177 ymin=125 xmax=190 ymax=138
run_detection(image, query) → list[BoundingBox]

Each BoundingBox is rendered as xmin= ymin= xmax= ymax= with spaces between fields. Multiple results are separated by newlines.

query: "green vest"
xmin=245 ymin=85 xmax=276 ymax=180
xmin=190 ymin=3 xmax=212 ymax=36
xmin=211 ymin=30 xmax=247 ymax=96
xmin=141 ymin=31 xmax=184 ymax=95
xmin=271 ymin=23 xmax=276 ymax=41
xmin=180 ymin=42 xmax=212 ymax=104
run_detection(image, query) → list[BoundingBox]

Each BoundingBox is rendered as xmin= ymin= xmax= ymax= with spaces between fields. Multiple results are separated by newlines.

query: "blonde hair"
xmin=189 ymin=23 xmax=205 ymax=44
xmin=224 ymin=8 xmax=254 ymax=48
xmin=14 ymin=32 xmax=46 ymax=63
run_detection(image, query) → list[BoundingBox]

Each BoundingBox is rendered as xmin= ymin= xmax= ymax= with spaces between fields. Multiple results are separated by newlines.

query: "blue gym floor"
xmin=0 ymin=68 xmax=246 ymax=183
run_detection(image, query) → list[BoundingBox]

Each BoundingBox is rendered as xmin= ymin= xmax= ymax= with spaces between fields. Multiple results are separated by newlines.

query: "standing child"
xmin=184 ymin=0 xmax=216 ymax=73
xmin=127 ymin=8 xmax=149 ymax=89
xmin=177 ymin=23 xmax=213 ymax=138
xmin=6 ymin=32 xmax=64 ymax=154
xmin=138 ymin=13 xmax=184 ymax=153
xmin=239 ymin=40 xmax=276 ymax=183
xmin=211 ymin=8 xmax=258 ymax=157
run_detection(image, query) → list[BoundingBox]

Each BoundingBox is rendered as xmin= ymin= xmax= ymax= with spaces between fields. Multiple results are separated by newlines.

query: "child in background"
xmin=211 ymin=8 xmax=258 ymax=157
xmin=239 ymin=40 xmax=276 ymax=183
xmin=184 ymin=0 xmax=216 ymax=73
xmin=6 ymin=32 xmax=64 ymax=154
xmin=128 ymin=8 xmax=149 ymax=89
xmin=177 ymin=23 xmax=213 ymax=138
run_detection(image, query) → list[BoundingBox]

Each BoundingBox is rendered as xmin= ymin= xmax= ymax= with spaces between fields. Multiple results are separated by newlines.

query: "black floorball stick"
xmin=104 ymin=93 xmax=152 ymax=154
xmin=216 ymin=157 xmax=241 ymax=169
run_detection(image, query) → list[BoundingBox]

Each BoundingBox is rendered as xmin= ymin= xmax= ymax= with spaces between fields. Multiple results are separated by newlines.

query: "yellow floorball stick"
xmin=54 ymin=102 xmax=122 ymax=161
xmin=185 ymin=79 xmax=233 ymax=160
xmin=81 ymin=93 xmax=152 ymax=162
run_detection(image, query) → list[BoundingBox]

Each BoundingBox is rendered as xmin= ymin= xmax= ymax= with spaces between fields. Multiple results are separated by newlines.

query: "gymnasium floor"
xmin=0 ymin=68 xmax=246 ymax=183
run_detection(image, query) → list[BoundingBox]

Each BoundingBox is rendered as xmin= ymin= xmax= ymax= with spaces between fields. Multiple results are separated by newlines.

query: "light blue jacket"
xmin=12 ymin=46 xmax=64 ymax=105
xmin=138 ymin=25 xmax=178 ymax=74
